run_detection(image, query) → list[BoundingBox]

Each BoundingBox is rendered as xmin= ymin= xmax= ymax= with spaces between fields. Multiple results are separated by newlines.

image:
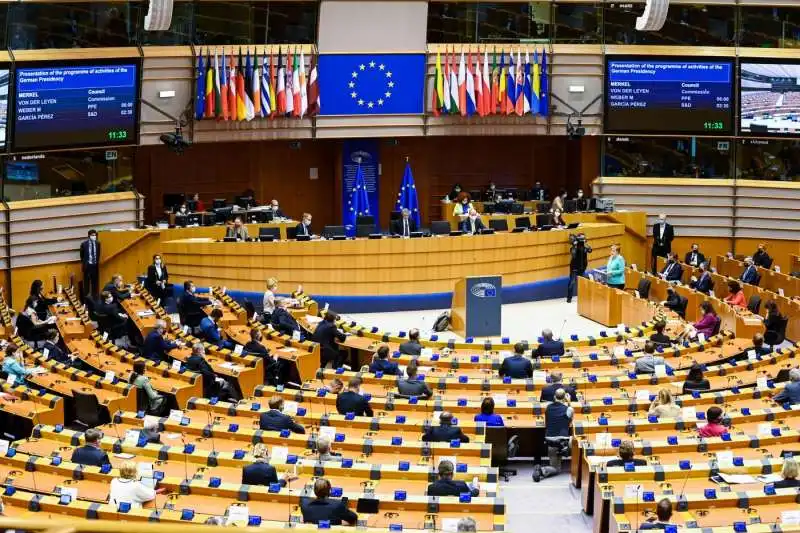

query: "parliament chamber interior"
xmin=1 ymin=1 xmax=800 ymax=532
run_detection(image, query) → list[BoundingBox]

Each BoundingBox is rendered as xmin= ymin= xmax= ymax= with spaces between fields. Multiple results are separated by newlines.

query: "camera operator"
xmin=566 ymin=233 xmax=591 ymax=303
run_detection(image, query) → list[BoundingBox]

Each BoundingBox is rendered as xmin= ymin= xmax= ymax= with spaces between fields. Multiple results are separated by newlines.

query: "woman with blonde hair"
xmin=263 ymin=278 xmax=279 ymax=318
xmin=775 ymin=457 xmax=799 ymax=489
xmin=109 ymin=461 xmax=156 ymax=508
xmin=648 ymin=389 xmax=681 ymax=418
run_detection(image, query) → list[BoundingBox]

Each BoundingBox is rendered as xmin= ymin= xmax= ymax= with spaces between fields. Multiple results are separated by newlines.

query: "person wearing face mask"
xmin=268 ymin=199 xmax=284 ymax=218
xmin=180 ymin=281 xmax=210 ymax=326
xmin=574 ymin=189 xmax=589 ymax=211
xmin=452 ymin=192 xmax=474 ymax=217
xmin=690 ymin=262 xmax=713 ymax=294
xmin=446 ymin=183 xmax=463 ymax=202
xmin=225 ymin=217 xmax=249 ymax=241
xmin=460 ymin=208 xmax=485 ymax=234
xmin=684 ymin=243 xmax=705 ymax=268
xmin=95 ymin=290 xmax=130 ymax=339
xmin=651 ymin=213 xmax=674 ymax=274
xmin=485 ymin=181 xmax=500 ymax=202
xmin=295 ymin=213 xmax=315 ymax=238
xmin=551 ymin=208 xmax=566 ymax=228
xmin=551 ymin=189 xmax=566 ymax=213
xmin=752 ymin=243 xmax=772 ymax=269
xmin=146 ymin=254 xmax=172 ymax=302
xmin=660 ymin=253 xmax=683 ymax=282
xmin=177 ymin=203 xmax=189 ymax=215
xmin=105 ymin=274 xmax=131 ymax=304
xmin=80 ymin=229 xmax=101 ymax=299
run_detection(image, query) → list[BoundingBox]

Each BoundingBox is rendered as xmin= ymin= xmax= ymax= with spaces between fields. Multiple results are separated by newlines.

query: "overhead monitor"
xmin=604 ymin=55 xmax=734 ymax=135
xmin=740 ymin=60 xmax=800 ymax=136
xmin=13 ymin=59 xmax=140 ymax=151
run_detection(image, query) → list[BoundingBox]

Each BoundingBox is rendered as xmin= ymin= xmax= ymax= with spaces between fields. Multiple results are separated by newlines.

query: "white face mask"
xmin=155 ymin=260 xmax=161 ymax=266
xmin=89 ymin=235 xmax=97 ymax=241
xmin=578 ymin=192 xmax=583 ymax=197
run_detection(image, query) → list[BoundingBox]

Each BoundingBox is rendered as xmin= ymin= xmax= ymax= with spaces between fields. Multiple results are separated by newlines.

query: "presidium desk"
xmin=161 ymin=222 xmax=630 ymax=299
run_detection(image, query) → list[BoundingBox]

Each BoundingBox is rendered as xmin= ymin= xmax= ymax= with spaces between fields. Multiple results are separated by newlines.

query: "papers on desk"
xmin=634 ymin=389 xmax=651 ymax=401
xmin=271 ymin=445 xmax=289 ymax=463
xmin=624 ymin=484 xmax=642 ymax=499
xmin=758 ymin=423 xmax=773 ymax=436
xmin=532 ymin=370 xmax=548 ymax=382
xmin=715 ymin=450 xmax=734 ymax=468
xmin=137 ymin=462 xmax=154 ymax=478
xmin=218 ymin=362 xmax=242 ymax=371
xmin=757 ymin=474 xmax=783 ymax=484
xmin=305 ymin=315 xmax=322 ymax=325
xmin=757 ymin=376 xmax=769 ymax=389
xmin=281 ymin=347 xmax=298 ymax=354
xmin=717 ymin=473 xmax=757 ymax=484
xmin=58 ymin=486 xmax=78 ymax=501
xmin=421 ymin=348 xmax=434 ymax=357
xmin=29 ymin=367 xmax=47 ymax=375
xmin=283 ymin=400 xmax=299 ymax=414
xmin=124 ymin=429 xmax=140 ymax=445
xmin=442 ymin=518 xmax=461 ymax=532
xmin=682 ymin=407 xmax=696 ymax=420
xmin=114 ymin=453 xmax=136 ymax=459
xmin=595 ymin=433 xmax=612 ymax=448
xmin=227 ymin=504 xmax=250 ymax=524
xmin=318 ymin=426 xmax=336 ymax=439
xmin=0 ymin=440 xmax=9 ymax=455
xmin=165 ymin=433 xmax=180 ymax=440
xmin=781 ymin=511 xmax=800 ymax=526
xmin=137 ymin=310 xmax=155 ymax=318
xmin=169 ymin=409 xmax=184 ymax=422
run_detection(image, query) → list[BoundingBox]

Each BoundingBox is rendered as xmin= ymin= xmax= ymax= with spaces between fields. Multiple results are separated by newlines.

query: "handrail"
xmin=100 ymin=229 xmax=160 ymax=266
xmin=595 ymin=213 xmax=647 ymax=242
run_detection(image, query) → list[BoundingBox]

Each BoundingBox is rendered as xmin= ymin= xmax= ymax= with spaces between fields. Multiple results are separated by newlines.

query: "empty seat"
xmin=431 ymin=221 xmax=451 ymax=235
xmin=489 ymin=219 xmax=509 ymax=232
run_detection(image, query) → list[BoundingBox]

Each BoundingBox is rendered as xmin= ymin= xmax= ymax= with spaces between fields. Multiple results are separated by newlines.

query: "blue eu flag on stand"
xmin=395 ymin=161 xmax=421 ymax=227
xmin=346 ymin=163 xmax=371 ymax=229
xmin=195 ymin=53 xmax=205 ymax=120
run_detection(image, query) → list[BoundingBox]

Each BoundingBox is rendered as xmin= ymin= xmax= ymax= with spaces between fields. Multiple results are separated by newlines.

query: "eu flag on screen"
xmin=317 ymin=54 xmax=426 ymax=115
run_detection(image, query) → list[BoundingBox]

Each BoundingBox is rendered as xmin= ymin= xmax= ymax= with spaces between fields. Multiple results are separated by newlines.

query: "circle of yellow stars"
xmin=349 ymin=60 xmax=394 ymax=109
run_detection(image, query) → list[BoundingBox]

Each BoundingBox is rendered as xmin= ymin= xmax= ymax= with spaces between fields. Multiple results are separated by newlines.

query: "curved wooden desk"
xmin=161 ymin=223 xmax=623 ymax=296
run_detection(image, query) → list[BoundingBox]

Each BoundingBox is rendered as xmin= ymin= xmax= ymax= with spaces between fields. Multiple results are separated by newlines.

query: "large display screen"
xmin=604 ymin=56 xmax=734 ymax=135
xmin=0 ymin=68 xmax=8 ymax=149
xmin=740 ymin=61 xmax=800 ymax=136
xmin=13 ymin=60 xmax=139 ymax=151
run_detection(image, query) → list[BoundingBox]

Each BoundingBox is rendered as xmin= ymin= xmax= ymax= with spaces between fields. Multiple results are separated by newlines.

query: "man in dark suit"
xmin=271 ymin=299 xmax=303 ymax=338
xmin=651 ymin=213 xmax=675 ymax=274
xmin=300 ymin=478 xmax=358 ymax=525
xmin=79 ymin=229 xmax=101 ymax=299
xmin=499 ymin=343 xmax=533 ymax=379
xmin=336 ymin=377 xmax=373 ymax=417
xmin=244 ymin=328 xmax=281 ymax=385
xmin=186 ymin=343 xmax=236 ymax=401
xmin=313 ymin=312 xmax=346 ymax=368
xmin=640 ymin=499 xmax=674 ymax=530
xmin=242 ymin=443 xmax=295 ymax=487
xmin=259 ymin=396 xmax=305 ymax=434
xmin=460 ymin=209 xmax=486 ymax=234
xmin=369 ymin=344 xmax=400 ymax=375
xmin=70 ymin=428 xmax=110 ymax=467
xmin=684 ymin=244 xmax=705 ymax=268
xmin=180 ymin=281 xmax=209 ymax=327
xmin=427 ymin=460 xmax=479 ymax=497
xmin=649 ymin=322 xmax=673 ymax=347
xmin=661 ymin=287 xmax=683 ymax=313
xmin=660 ymin=254 xmax=683 ymax=282
xmin=539 ymin=372 xmax=577 ymax=402
xmin=145 ymin=254 xmax=171 ymax=303
xmin=268 ymin=199 xmax=284 ymax=219
xmin=531 ymin=182 xmax=547 ymax=201
xmin=95 ymin=290 xmax=129 ymax=339
xmin=422 ymin=411 xmax=469 ymax=443
xmin=574 ymin=189 xmax=589 ymax=211
xmin=534 ymin=329 xmax=565 ymax=358
xmin=741 ymin=257 xmax=758 ymax=285
xmin=391 ymin=208 xmax=417 ymax=237
xmin=398 ymin=328 xmax=422 ymax=356
xmin=295 ymin=213 xmax=314 ymax=238
xmin=752 ymin=244 xmax=772 ymax=269
xmin=690 ymin=263 xmax=713 ymax=294
xmin=143 ymin=319 xmax=179 ymax=363
xmin=107 ymin=274 xmax=132 ymax=304
xmin=605 ymin=440 xmax=648 ymax=468
xmin=397 ymin=361 xmax=432 ymax=399
xmin=42 ymin=330 xmax=73 ymax=366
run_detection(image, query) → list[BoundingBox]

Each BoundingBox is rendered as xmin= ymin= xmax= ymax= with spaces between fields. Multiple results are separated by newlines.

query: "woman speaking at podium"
xmin=606 ymin=244 xmax=626 ymax=290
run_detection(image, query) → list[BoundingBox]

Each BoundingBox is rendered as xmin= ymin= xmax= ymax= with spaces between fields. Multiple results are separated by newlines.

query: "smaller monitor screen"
xmin=0 ymin=68 xmax=8 ymax=148
xmin=740 ymin=61 xmax=800 ymax=136
xmin=5 ymin=161 xmax=39 ymax=182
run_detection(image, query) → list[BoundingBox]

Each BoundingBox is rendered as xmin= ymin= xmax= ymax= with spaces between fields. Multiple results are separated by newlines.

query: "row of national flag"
xmin=195 ymin=47 xmax=319 ymax=121
xmin=431 ymin=48 xmax=549 ymax=117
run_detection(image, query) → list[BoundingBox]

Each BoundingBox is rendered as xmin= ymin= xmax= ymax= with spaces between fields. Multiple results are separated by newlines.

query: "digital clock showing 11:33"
xmin=703 ymin=121 xmax=725 ymax=131
xmin=107 ymin=130 xmax=129 ymax=141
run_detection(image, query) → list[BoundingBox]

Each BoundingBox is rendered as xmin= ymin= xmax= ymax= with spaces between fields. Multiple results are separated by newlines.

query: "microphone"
xmin=633 ymin=483 xmax=642 ymax=533
xmin=205 ymin=409 xmax=217 ymax=456
xmin=179 ymin=433 xmax=191 ymax=484
xmin=556 ymin=319 xmax=568 ymax=341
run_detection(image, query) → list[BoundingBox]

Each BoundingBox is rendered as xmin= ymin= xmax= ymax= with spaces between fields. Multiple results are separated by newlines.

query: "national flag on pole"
xmin=276 ymin=48 xmax=286 ymax=115
xmin=540 ymin=48 xmax=549 ymax=116
xmin=395 ymin=160 xmax=421 ymax=227
xmin=228 ymin=51 xmax=237 ymax=120
xmin=252 ymin=51 xmax=262 ymax=118
xmin=292 ymin=51 xmax=302 ymax=117
xmin=260 ymin=50 xmax=271 ymax=118
xmin=449 ymin=48 xmax=459 ymax=114
xmin=204 ymin=49 xmax=215 ymax=118
xmin=482 ymin=51 xmax=490 ymax=116
xmin=457 ymin=50 xmax=466 ymax=116
xmin=432 ymin=51 xmax=443 ymax=117
xmin=308 ymin=53 xmax=320 ymax=117
xmin=236 ymin=47 xmax=247 ymax=120
xmin=532 ymin=49 xmax=541 ymax=115
xmin=490 ymin=50 xmax=498 ymax=115
xmin=442 ymin=50 xmax=451 ymax=114
xmin=515 ymin=50 xmax=525 ymax=116
xmin=285 ymin=49 xmax=295 ymax=116
xmin=213 ymin=49 xmax=223 ymax=119
xmin=269 ymin=51 xmax=278 ymax=117
xmin=474 ymin=52 xmax=483 ymax=117
xmin=345 ymin=161 xmax=371 ymax=229
xmin=299 ymin=50 xmax=308 ymax=118
xmin=195 ymin=52 xmax=205 ymax=120
xmin=523 ymin=50 xmax=532 ymax=116
xmin=465 ymin=51 xmax=476 ymax=117
xmin=505 ymin=53 xmax=515 ymax=115
xmin=498 ymin=51 xmax=506 ymax=110
xmin=219 ymin=49 xmax=229 ymax=120
xmin=244 ymin=49 xmax=255 ymax=120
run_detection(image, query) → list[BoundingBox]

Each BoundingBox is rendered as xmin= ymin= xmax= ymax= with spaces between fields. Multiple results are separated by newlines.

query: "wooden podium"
xmin=451 ymin=276 xmax=502 ymax=338
xmin=577 ymin=276 xmax=625 ymax=327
